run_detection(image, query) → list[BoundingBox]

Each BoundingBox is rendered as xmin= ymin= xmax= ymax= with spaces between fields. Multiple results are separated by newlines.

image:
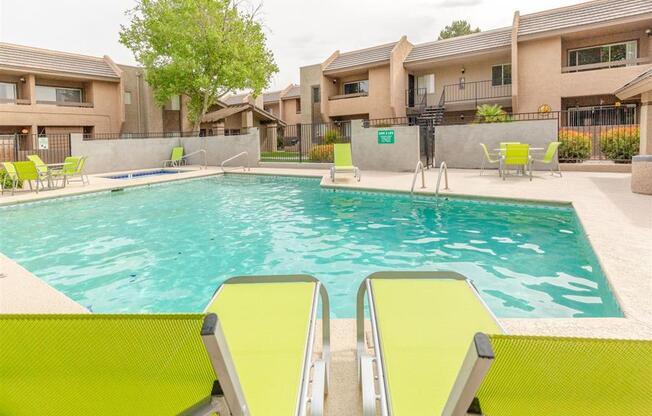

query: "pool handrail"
xmin=435 ymin=162 xmax=449 ymax=197
xmin=221 ymin=152 xmax=250 ymax=173
xmin=410 ymin=161 xmax=426 ymax=194
xmin=162 ymin=149 xmax=207 ymax=169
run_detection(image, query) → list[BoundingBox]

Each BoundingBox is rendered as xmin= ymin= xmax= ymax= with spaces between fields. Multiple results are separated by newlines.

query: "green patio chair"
xmin=535 ymin=141 xmax=562 ymax=177
xmin=0 ymin=275 xmax=330 ymax=416
xmin=52 ymin=156 xmax=88 ymax=186
xmin=443 ymin=334 xmax=652 ymax=416
xmin=330 ymin=143 xmax=360 ymax=182
xmin=7 ymin=161 xmax=45 ymax=194
xmin=479 ymin=143 xmax=501 ymax=176
xmin=27 ymin=154 xmax=58 ymax=188
xmin=1 ymin=162 xmax=20 ymax=195
xmin=357 ymin=271 xmax=652 ymax=416
xmin=502 ymin=143 xmax=532 ymax=181
xmin=163 ymin=146 xmax=186 ymax=167
xmin=356 ymin=272 xmax=502 ymax=416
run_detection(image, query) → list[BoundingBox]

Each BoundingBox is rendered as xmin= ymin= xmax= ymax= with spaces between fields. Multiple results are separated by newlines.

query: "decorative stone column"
xmin=632 ymin=92 xmax=652 ymax=195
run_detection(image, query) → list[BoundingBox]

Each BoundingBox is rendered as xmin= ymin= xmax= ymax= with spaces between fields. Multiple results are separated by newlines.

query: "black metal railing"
xmin=406 ymin=88 xmax=437 ymax=109
xmin=260 ymin=121 xmax=351 ymax=163
xmin=441 ymin=80 xmax=512 ymax=106
xmin=0 ymin=134 xmax=72 ymax=164
xmin=364 ymin=117 xmax=420 ymax=128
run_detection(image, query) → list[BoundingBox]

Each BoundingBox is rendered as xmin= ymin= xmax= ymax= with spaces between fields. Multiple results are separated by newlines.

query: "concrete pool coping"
xmin=1 ymin=165 xmax=650 ymax=416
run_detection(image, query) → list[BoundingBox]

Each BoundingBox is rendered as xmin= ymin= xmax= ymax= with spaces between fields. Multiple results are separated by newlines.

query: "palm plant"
xmin=475 ymin=104 xmax=508 ymax=123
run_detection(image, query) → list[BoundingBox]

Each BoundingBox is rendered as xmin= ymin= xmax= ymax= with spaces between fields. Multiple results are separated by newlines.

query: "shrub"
xmin=475 ymin=104 xmax=508 ymax=123
xmin=309 ymin=144 xmax=334 ymax=162
xmin=558 ymin=129 xmax=592 ymax=162
xmin=0 ymin=170 xmax=20 ymax=189
xmin=599 ymin=126 xmax=640 ymax=163
xmin=323 ymin=129 xmax=341 ymax=145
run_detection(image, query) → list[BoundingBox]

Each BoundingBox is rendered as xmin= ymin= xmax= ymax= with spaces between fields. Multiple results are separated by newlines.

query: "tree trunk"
xmin=192 ymin=93 xmax=211 ymax=134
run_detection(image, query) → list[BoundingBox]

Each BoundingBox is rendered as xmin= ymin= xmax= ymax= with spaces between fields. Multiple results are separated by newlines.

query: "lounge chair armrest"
xmin=309 ymin=359 xmax=326 ymax=416
xmin=360 ymin=354 xmax=377 ymax=416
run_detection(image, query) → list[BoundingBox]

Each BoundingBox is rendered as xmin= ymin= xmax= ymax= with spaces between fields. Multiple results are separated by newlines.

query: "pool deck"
xmin=0 ymin=165 xmax=650 ymax=416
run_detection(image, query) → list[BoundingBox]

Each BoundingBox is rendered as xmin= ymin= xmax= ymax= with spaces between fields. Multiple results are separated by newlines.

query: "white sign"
xmin=38 ymin=136 xmax=49 ymax=150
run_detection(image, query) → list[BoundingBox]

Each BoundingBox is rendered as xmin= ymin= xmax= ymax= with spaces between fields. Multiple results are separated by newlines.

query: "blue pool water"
xmin=104 ymin=169 xmax=182 ymax=179
xmin=0 ymin=175 xmax=621 ymax=318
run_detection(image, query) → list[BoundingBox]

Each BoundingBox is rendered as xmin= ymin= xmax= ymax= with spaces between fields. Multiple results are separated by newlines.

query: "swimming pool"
xmin=0 ymin=174 xmax=621 ymax=318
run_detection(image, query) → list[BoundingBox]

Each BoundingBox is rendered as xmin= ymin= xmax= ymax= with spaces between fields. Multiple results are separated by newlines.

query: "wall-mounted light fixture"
xmin=20 ymin=128 xmax=29 ymax=134
xmin=19 ymin=77 xmax=26 ymax=83
xmin=461 ymin=67 xmax=466 ymax=74
xmin=646 ymin=28 xmax=652 ymax=37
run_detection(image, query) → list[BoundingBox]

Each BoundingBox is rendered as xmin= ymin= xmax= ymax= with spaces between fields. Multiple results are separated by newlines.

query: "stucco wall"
xmin=299 ymin=64 xmax=322 ymax=124
xmin=71 ymin=129 xmax=260 ymax=174
xmin=389 ymin=37 xmax=413 ymax=118
xmin=351 ymin=120 xmax=420 ymax=171
xmin=281 ymin=98 xmax=301 ymax=126
xmin=517 ymin=37 xmax=562 ymax=112
xmin=434 ymin=119 xmax=558 ymax=169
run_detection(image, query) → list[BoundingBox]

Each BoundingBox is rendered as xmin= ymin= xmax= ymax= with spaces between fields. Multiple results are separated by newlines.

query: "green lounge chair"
xmin=52 ymin=156 xmax=88 ymax=186
xmin=443 ymin=333 xmax=652 ymax=416
xmin=356 ymin=272 xmax=502 ymax=416
xmin=0 ymin=275 xmax=330 ymax=416
xmin=1 ymin=161 xmax=46 ymax=195
xmin=163 ymin=146 xmax=186 ymax=167
xmin=1 ymin=162 xmax=19 ymax=195
xmin=502 ymin=143 xmax=532 ymax=181
xmin=27 ymin=154 xmax=59 ymax=188
xmin=479 ymin=143 xmax=501 ymax=176
xmin=330 ymin=143 xmax=360 ymax=182
xmin=535 ymin=141 xmax=562 ymax=177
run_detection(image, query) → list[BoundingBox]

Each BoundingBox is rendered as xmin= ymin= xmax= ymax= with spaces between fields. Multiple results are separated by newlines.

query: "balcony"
xmin=561 ymin=57 xmax=652 ymax=73
xmin=407 ymin=80 xmax=512 ymax=112
xmin=327 ymin=93 xmax=370 ymax=117
xmin=560 ymin=60 xmax=652 ymax=98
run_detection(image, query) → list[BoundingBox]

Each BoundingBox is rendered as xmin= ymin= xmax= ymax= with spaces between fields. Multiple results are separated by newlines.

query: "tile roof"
xmin=223 ymin=93 xmax=248 ymax=105
xmin=518 ymin=0 xmax=652 ymax=37
xmin=405 ymin=27 xmax=512 ymax=64
xmin=0 ymin=43 xmax=119 ymax=79
xmin=324 ymin=42 xmax=397 ymax=72
xmin=282 ymin=84 xmax=301 ymax=99
xmin=615 ymin=67 xmax=652 ymax=95
xmin=263 ymin=90 xmax=282 ymax=103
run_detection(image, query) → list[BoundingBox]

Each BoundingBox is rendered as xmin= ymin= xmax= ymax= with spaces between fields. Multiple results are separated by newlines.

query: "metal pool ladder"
xmin=435 ymin=162 xmax=449 ymax=197
xmin=410 ymin=161 xmax=426 ymax=194
xmin=221 ymin=151 xmax=251 ymax=172
xmin=184 ymin=149 xmax=208 ymax=169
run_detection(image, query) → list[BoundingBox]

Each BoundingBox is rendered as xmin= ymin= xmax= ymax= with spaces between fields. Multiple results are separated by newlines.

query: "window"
xmin=35 ymin=85 xmax=83 ymax=103
xmin=568 ymin=41 xmax=637 ymax=68
xmin=311 ymin=86 xmax=320 ymax=103
xmin=124 ymin=91 xmax=132 ymax=105
xmin=0 ymin=82 xmax=16 ymax=100
xmin=165 ymin=95 xmax=180 ymax=110
xmin=343 ymin=80 xmax=368 ymax=95
xmin=492 ymin=64 xmax=512 ymax=86
xmin=296 ymin=98 xmax=301 ymax=114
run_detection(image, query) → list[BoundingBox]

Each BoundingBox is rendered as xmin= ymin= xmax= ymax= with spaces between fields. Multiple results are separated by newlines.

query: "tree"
xmin=438 ymin=20 xmax=480 ymax=40
xmin=120 ymin=0 xmax=278 ymax=131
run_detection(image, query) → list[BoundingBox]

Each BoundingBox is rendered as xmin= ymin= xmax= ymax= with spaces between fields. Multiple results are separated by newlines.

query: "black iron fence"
xmin=441 ymin=80 xmax=512 ymax=106
xmin=260 ymin=122 xmax=351 ymax=163
xmin=0 ymin=134 xmax=71 ymax=164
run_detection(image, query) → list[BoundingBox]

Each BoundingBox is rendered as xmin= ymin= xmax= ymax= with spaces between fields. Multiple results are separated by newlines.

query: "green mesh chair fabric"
xmin=540 ymin=141 xmax=561 ymax=163
xmin=12 ymin=161 xmax=39 ymax=181
xmin=503 ymin=144 xmax=530 ymax=166
xmin=0 ymin=314 xmax=217 ymax=416
xmin=334 ymin=143 xmax=354 ymax=168
xmin=27 ymin=154 xmax=47 ymax=174
xmin=171 ymin=147 xmax=184 ymax=162
xmin=480 ymin=143 xmax=499 ymax=163
xmin=477 ymin=335 xmax=652 ymax=416
xmin=2 ymin=161 xmax=17 ymax=178
xmin=61 ymin=156 xmax=81 ymax=175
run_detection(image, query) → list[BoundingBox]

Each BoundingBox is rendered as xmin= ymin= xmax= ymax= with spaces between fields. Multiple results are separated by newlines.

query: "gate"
xmin=419 ymin=122 xmax=435 ymax=167
xmin=0 ymin=134 xmax=72 ymax=164
xmin=261 ymin=121 xmax=351 ymax=163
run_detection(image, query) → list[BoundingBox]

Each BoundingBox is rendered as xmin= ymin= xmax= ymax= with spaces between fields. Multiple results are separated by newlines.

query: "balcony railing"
xmin=407 ymin=80 xmax=512 ymax=110
xmin=36 ymin=100 xmax=93 ymax=108
xmin=441 ymin=80 xmax=511 ymax=106
xmin=561 ymin=57 xmax=652 ymax=73
xmin=0 ymin=98 xmax=31 ymax=105
xmin=329 ymin=92 xmax=368 ymax=101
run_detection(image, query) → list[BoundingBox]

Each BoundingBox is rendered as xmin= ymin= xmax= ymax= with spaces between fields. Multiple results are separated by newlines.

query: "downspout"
xmin=511 ymin=11 xmax=520 ymax=113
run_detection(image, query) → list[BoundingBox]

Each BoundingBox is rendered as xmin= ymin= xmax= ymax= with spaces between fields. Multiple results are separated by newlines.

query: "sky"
xmin=0 ymin=0 xmax=588 ymax=91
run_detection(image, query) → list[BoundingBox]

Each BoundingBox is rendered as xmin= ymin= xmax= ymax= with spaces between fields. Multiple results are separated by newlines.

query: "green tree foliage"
xmin=120 ymin=0 xmax=278 ymax=130
xmin=438 ymin=20 xmax=480 ymax=40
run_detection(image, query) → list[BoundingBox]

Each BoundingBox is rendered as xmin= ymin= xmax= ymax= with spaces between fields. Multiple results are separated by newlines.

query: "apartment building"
xmin=299 ymin=0 xmax=652 ymax=124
